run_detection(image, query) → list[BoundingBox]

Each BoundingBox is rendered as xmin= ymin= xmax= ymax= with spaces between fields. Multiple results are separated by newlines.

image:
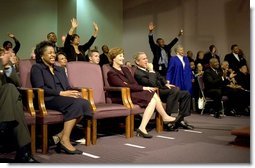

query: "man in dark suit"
xmin=224 ymin=44 xmax=247 ymax=73
xmin=0 ymin=48 xmax=38 ymax=163
xmin=148 ymin=22 xmax=183 ymax=77
xmin=133 ymin=52 xmax=193 ymax=130
xmin=203 ymin=58 xmax=227 ymax=118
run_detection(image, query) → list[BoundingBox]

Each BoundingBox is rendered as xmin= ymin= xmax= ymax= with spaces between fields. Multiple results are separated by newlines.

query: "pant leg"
xmin=178 ymin=90 xmax=192 ymax=117
xmin=159 ymin=87 xmax=179 ymax=115
xmin=0 ymin=84 xmax=31 ymax=148
xmin=205 ymin=89 xmax=222 ymax=112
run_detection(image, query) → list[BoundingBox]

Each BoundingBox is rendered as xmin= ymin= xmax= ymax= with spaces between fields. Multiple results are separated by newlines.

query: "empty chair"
xmin=66 ymin=61 xmax=131 ymax=145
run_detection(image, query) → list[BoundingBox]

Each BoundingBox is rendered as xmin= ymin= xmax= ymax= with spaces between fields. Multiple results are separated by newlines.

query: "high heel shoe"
xmin=56 ymin=142 xmax=83 ymax=155
xmin=163 ymin=117 xmax=176 ymax=125
xmin=136 ymin=129 xmax=153 ymax=138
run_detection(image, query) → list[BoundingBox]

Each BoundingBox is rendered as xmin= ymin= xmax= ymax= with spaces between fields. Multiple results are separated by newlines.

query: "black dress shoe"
xmin=214 ymin=112 xmax=221 ymax=119
xmin=56 ymin=142 xmax=83 ymax=155
xmin=136 ymin=129 xmax=153 ymax=138
xmin=178 ymin=121 xmax=194 ymax=130
xmin=165 ymin=123 xmax=179 ymax=132
xmin=15 ymin=153 xmax=39 ymax=163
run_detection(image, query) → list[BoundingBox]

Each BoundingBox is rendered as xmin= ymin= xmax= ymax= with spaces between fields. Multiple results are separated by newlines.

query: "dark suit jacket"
xmin=149 ymin=34 xmax=178 ymax=75
xmin=30 ymin=62 xmax=72 ymax=101
xmin=107 ymin=66 xmax=154 ymax=107
xmin=0 ymin=62 xmax=30 ymax=147
xmin=224 ymin=53 xmax=247 ymax=72
xmin=203 ymin=52 xmax=220 ymax=67
xmin=203 ymin=67 xmax=226 ymax=93
xmin=134 ymin=67 xmax=166 ymax=89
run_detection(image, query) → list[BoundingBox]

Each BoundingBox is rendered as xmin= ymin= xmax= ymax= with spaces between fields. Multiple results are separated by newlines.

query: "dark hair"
xmin=231 ymin=44 xmax=238 ymax=50
xmin=156 ymin=38 xmax=163 ymax=44
xmin=70 ymin=34 xmax=80 ymax=42
xmin=56 ymin=51 xmax=67 ymax=61
xmin=35 ymin=41 xmax=55 ymax=63
xmin=3 ymin=41 xmax=12 ymax=48
xmin=47 ymin=32 xmax=56 ymax=39
xmin=209 ymin=45 xmax=215 ymax=52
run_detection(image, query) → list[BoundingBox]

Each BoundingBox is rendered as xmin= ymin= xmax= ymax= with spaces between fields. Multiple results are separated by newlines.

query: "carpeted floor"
xmin=1 ymin=113 xmax=251 ymax=164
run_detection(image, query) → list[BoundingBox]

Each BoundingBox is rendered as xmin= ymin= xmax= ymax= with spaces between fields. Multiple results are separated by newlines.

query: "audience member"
xmin=194 ymin=50 xmax=206 ymax=68
xmin=204 ymin=45 xmax=220 ymax=68
xmin=88 ymin=49 xmax=100 ymax=64
xmin=56 ymin=51 xmax=68 ymax=76
xmin=187 ymin=50 xmax=194 ymax=62
xmin=220 ymin=60 xmax=250 ymax=116
xmin=107 ymin=48 xmax=176 ymax=138
xmin=203 ymin=58 xmax=224 ymax=118
xmin=195 ymin=63 xmax=204 ymax=77
xmin=166 ymin=45 xmax=193 ymax=94
xmin=3 ymin=33 xmax=20 ymax=54
xmin=0 ymin=48 xmax=38 ymax=163
xmin=64 ymin=18 xmax=99 ymax=62
xmin=133 ymin=52 xmax=193 ymax=130
xmin=99 ymin=45 xmax=110 ymax=67
xmin=30 ymin=41 xmax=92 ymax=155
xmin=148 ymin=22 xmax=183 ymax=76
xmin=47 ymin=32 xmax=62 ymax=53
xmin=203 ymin=58 xmax=249 ymax=117
xmin=235 ymin=65 xmax=250 ymax=91
xmin=224 ymin=44 xmax=247 ymax=72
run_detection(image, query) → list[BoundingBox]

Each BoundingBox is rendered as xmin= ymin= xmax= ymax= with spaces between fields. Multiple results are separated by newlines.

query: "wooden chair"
xmin=19 ymin=59 xmax=64 ymax=154
xmin=66 ymin=62 xmax=131 ymax=145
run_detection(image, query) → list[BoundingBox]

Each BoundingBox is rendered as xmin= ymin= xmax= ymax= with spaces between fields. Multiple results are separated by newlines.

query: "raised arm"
xmin=8 ymin=33 xmax=20 ymax=54
xmin=68 ymin=18 xmax=78 ymax=35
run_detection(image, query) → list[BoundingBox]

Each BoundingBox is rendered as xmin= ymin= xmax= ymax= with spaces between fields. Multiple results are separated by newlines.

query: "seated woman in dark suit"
xmin=30 ymin=41 xmax=92 ymax=154
xmin=107 ymin=47 xmax=175 ymax=138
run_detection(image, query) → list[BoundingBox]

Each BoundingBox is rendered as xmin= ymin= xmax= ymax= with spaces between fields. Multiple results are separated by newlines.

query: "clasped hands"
xmin=60 ymin=90 xmax=82 ymax=98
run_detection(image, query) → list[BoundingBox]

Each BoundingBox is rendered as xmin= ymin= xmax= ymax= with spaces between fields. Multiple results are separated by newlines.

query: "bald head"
xmin=209 ymin=58 xmax=219 ymax=69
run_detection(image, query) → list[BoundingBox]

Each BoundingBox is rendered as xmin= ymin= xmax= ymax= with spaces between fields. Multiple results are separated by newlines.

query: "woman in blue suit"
xmin=166 ymin=45 xmax=193 ymax=95
xmin=31 ymin=41 xmax=92 ymax=154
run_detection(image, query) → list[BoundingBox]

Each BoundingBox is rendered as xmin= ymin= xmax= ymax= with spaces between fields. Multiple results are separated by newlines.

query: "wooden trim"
xmin=37 ymin=89 xmax=48 ymax=116
xmin=87 ymin=88 xmax=97 ymax=111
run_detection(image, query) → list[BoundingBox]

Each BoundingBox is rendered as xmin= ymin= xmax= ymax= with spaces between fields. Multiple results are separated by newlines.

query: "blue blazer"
xmin=166 ymin=56 xmax=193 ymax=94
xmin=30 ymin=63 xmax=72 ymax=101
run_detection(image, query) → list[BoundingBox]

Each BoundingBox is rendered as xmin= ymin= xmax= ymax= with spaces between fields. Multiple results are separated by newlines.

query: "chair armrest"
xmin=17 ymin=87 xmax=36 ymax=117
xmin=72 ymin=87 xmax=89 ymax=100
xmin=104 ymin=86 xmax=130 ymax=108
xmin=35 ymin=88 xmax=48 ymax=116
xmin=87 ymin=88 xmax=97 ymax=111
xmin=126 ymin=88 xmax=134 ymax=109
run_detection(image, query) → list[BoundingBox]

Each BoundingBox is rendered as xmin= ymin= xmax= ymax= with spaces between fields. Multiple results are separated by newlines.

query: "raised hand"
xmin=8 ymin=33 xmax=15 ymax=38
xmin=71 ymin=18 xmax=78 ymax=29
xmin=146 ymin=63 xmax=154 ymax=72
xmin=92 ymin=22 xmax=99 ymax=37
xmin=178 ymin=29 xmax=184 ymax=37
xmin=148 ymin=22 xmax=155 ymax=32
